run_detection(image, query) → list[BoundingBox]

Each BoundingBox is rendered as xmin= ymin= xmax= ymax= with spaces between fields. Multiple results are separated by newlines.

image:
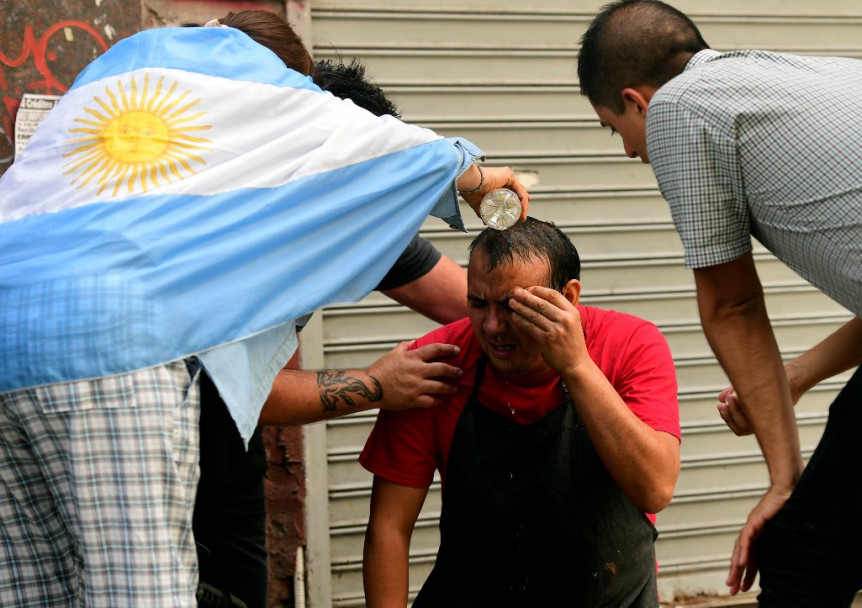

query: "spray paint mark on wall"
xmin=0 ymin=20 xmax=108 ymax=170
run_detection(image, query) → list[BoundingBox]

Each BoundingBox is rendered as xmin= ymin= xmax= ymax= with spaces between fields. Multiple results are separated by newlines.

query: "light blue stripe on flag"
xmin=0 ymin=139 xmax=463 ymax=393
xmin=68 ymin=26 xmax=316 ymax=92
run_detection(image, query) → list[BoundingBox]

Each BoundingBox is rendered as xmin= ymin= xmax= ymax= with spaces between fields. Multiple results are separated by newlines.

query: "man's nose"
xmin=483 ymin=308 xmax=507 ymax=334
xmin=624 ymin=142 xmax=638 ymax=159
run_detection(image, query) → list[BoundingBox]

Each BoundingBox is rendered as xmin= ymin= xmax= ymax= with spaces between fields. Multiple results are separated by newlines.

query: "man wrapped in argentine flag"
xmin=0 ymin=19 xmax=528 ymax=607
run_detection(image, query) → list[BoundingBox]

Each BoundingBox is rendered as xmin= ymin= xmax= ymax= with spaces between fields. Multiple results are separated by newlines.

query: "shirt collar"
xmin=685 ymin=49 xmax=722 ymax=72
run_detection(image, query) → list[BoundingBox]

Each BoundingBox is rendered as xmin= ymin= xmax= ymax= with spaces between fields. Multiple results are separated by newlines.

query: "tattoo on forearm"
xmin=317 ymin=370 xmax=384 ymax=412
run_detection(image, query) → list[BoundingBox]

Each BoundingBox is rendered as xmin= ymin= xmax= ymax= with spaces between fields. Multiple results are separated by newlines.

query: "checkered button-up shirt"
xmin=647 ymin=49 xmax=862 ymax=316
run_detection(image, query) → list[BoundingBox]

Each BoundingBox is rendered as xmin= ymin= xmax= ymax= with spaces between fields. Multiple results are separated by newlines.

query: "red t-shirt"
xmin=360 ymin=305 xmax=680 ymax=522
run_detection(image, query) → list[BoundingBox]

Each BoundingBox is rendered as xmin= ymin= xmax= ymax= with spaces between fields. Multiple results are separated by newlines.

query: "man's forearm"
xmin=363 ymin=477 xmax=425 ymax=608
xmin=507 ymin=284 xmax=679 ymax=512
xmin=259 ymin=342 xmax=463 ymax=426
xmin=785 ymin=317 xmax=862 ymax=400
xmin=363 ymin=526 xmax=411 ymax=608
xmin=260 ymin=367 xmax=383 ymax=426
xmin=561 ymin=360 xmax=680 ymax=514
xmin=698 ymin=289 xmax=803 ymax=488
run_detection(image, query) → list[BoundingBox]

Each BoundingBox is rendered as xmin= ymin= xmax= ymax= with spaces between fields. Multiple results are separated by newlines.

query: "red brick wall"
xmin=264 ymin=351 xmax=306 ymax=608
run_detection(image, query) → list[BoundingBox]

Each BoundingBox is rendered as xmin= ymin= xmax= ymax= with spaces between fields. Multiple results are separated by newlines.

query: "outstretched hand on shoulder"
xmin=370 ymin=341 xmax=463 ymax=410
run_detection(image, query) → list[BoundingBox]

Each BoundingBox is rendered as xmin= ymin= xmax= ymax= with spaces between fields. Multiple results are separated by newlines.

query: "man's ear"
xmin=621 ymin=86 xmax=655 ymax=117
xmin=562 ymin=279 xmax=581 ymax=307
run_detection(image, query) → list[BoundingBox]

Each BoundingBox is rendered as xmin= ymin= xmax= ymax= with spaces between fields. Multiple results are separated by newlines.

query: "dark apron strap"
xmin=467 ymin=355 xmax=487 ymax=401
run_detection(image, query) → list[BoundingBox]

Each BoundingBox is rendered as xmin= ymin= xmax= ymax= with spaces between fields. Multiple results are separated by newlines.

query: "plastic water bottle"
xmin=479 ymin=188 xmax=521 ymax=230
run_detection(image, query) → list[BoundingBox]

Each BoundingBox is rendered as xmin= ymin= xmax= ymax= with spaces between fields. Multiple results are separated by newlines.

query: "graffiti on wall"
xmin=0 ymin=20 xmax=109 ymax=173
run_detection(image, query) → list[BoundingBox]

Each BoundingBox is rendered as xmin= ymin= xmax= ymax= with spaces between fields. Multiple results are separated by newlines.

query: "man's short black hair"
xmin=313 ymin=58 xmax=401 ymax=119
xmin=577 ymin=0 xmax=708 ymax=114
xmin=469 ymin=218 xmax=581 ymax=291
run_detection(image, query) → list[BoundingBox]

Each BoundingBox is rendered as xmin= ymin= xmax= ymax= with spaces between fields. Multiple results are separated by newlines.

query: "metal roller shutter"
xmin=299 ymin=2 xmax=860 ymax=606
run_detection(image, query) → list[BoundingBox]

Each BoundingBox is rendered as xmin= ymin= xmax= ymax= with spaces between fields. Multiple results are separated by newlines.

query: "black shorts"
xmin=757 ymin=366 xmax=862 ymax=608
xmin=194 ymin=372 xmax=268 ymax=608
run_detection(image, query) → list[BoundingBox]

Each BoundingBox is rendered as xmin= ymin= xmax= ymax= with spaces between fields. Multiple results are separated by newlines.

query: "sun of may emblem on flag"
xmin=63 ymin=73 xmax=213 ymax=196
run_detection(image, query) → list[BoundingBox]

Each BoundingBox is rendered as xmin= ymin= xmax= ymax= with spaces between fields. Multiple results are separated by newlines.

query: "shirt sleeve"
xmin=374 ymin=235 xmax=443 ymax=291
xmin=359 ymin=405 xmax=439 ymax=489
xmin=615 ymin=322 xmax=681 ymax=440
xmin=430 ymin=137 xmax=485 ymax=233
xmin=647 ymin=98 xmax=751 ymax=270
xmin=358 ymin=320 xmax=471 ymax=488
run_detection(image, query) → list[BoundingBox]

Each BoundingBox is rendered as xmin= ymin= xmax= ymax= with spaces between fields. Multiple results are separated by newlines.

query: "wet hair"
xmin=469 ymin=218 xmax=581 ymax=290
xmin=577 ymin=0 xmax=708 ymax=114
xmin=219 ymin=10 xmax=314 ymax=76
xmin=312 ymin=58 xmax=401 ymax=119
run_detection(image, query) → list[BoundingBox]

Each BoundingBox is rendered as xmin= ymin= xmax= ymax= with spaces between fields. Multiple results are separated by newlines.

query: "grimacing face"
xmin=466 ymin=250 xmax=553 ymax=379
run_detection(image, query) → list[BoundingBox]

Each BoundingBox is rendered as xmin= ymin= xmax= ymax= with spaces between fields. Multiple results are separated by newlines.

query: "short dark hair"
xmin=312 ymin=58 xmax=401 ymax=119
xmin=577 ymin=0 xmax=708 ymax=113
xmin=219 ymin=10 xmax=314 ymax=76
xmin=469 ymin=218 xmax=581 ymax=291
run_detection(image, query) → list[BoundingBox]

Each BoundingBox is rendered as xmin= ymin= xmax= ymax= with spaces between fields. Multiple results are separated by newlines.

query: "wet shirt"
xmin=359 ymin=307 xmax=680 ymax=522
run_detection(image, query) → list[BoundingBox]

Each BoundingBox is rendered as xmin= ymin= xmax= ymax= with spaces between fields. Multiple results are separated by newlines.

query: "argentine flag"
xmin=0 ymin=26 xmax=479 ymax=439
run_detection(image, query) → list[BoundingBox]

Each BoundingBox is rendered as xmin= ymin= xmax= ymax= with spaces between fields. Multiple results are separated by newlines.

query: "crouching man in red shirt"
xmin=360 ymin=217 xmax=681 ymax=608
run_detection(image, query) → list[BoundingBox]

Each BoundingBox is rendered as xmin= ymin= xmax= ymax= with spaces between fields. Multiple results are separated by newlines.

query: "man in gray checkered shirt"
xmin=577 ymin=1 xmax=862 ymax=607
